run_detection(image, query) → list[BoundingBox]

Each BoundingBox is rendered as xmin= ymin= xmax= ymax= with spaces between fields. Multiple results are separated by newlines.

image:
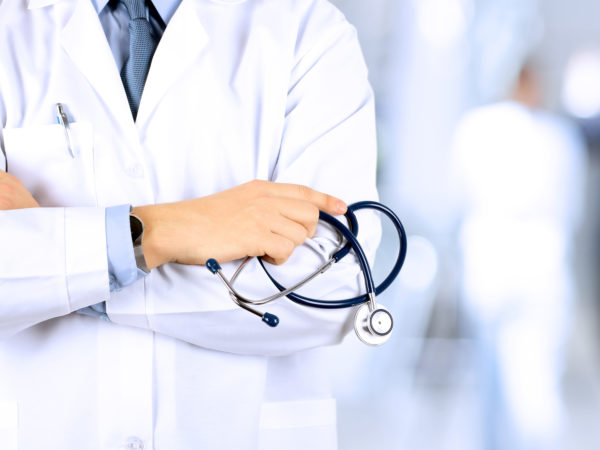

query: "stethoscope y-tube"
xmin=206 ymin=200 xmax=407 ymax=346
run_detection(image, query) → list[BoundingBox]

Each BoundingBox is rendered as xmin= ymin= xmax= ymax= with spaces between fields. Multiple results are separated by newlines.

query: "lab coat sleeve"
xmin=0 ymin=207 xmax=110 ymax=338
xmin=0 ymin=69 xmax=110 ymax=338
xmin=110 ymin=0 xmax=382 ymax=356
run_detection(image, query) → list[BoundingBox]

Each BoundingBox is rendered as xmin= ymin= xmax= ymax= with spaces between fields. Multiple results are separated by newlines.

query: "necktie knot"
xmin=120 ymin=0 xmax=146 ymax=21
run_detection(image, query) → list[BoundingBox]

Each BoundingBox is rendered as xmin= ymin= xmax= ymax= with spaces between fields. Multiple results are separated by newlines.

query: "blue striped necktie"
xmin=120 ymin=0 xmax=158 ymax=120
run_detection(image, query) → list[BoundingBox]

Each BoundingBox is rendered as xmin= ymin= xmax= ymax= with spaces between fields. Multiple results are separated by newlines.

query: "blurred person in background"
xmin=450 ymin=62 xmax=587 ymax=450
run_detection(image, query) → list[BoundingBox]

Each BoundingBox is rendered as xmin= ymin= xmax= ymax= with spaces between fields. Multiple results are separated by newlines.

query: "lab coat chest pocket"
xmin=2 ymin=122 xmax=96 ymax=206
xmin=0 ymin=401 xmax=18 ymax=450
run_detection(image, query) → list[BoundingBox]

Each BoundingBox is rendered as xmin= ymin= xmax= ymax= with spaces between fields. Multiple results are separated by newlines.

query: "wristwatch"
xmin=129 ymin=212 xmax=150 ymax=274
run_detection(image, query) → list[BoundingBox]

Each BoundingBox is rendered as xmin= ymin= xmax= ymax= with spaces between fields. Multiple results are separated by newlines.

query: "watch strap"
xmin=129 ymin=212 xmax=150 ymax=274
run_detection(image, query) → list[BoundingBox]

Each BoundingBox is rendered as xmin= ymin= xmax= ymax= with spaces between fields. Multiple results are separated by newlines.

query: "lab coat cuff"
xmin=106 ymin=204 xmax=146 ymax=291
xmin=64 ymin=207 xmax=110 ymax=311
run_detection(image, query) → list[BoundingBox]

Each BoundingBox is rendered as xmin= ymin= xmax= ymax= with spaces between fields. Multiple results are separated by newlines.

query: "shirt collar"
xmin=91 ymin=0 xmax=109 ymax=14
xmin=152 ymin=0 xmax=180 ymax=24
xmin=90 ymin=0 xmax=181 ymax=25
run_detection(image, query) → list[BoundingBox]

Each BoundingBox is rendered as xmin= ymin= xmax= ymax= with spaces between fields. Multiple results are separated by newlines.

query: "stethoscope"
xmin=206 ymin=201 xmax=407 ymax=346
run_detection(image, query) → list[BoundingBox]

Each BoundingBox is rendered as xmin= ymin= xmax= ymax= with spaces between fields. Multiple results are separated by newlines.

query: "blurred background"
xmin=324 ymin=0 xmax=600 ymax=449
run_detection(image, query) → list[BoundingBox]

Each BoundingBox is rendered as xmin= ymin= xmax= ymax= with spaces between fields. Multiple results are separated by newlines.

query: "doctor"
xmin=0 ymin=0 xmax=380 ymax=449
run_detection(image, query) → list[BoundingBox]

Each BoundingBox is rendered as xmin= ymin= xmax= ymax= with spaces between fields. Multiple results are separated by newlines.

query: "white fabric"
xmin=0 ymin=0 xmax=380 ymax=449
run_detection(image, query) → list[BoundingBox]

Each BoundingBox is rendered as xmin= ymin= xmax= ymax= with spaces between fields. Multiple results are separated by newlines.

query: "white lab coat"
xmin=0 ymin=0 xmax=380 ymax=449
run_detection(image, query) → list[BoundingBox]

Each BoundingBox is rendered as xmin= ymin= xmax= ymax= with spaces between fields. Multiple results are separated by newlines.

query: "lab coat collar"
xmin=60 ymin=0 xmax=140 ymax=139
xmin=27 ymin=0 xmax=60 ymax=9
xmin=135 ymin=0 xmax=209 ymax=124
xmin=28 ymin=0 xmax=247 ymax=9
xmin=31 ymin=0 xmax=241 ymax=130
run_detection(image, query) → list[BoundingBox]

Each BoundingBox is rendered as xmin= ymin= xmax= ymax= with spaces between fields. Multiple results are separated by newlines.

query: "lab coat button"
xmin=126 ymin=164 xmax=144 ymax=178
xmin=124 ymin=437 xmax=144 ymax=449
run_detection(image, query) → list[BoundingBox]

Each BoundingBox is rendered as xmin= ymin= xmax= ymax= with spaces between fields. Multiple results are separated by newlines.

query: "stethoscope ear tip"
xmin=262 ymin=313 xmax=279 ymax=327
xmin=206 ymin=258 xmax=222 ymax=274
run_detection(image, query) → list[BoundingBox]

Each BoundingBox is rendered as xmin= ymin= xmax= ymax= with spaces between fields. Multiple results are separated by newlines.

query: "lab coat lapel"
xmin=59 ymin=0 xmax=135 ymax=131
xmin=135 ymin=0 xmax=209 ymax=125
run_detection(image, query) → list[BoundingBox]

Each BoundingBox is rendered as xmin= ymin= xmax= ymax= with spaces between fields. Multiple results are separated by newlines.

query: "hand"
xmin=0 ymin=170 xmax=39 ymax=210
xmin=132 ymin=180 xmax=347 ymax=269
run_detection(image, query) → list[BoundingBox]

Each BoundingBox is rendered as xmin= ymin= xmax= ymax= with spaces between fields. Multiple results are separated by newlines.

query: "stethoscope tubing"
xmin=257 ymin=200 xmax=407 ymax=309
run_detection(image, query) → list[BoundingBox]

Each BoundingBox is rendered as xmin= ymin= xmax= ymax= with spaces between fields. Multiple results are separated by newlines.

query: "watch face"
xmin=129 ymin=214 xmax=144 ymax=242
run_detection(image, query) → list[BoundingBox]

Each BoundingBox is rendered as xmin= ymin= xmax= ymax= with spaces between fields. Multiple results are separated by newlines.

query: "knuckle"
xmin=295 ymin=228 xmax=308 ymax=246
xmin=302 ymin=205 xmax=319 ymax=236
xmin=277 ymin=247 xmax=292 ymax=264
xmin=248 ymin=179 xmax=268 ymax=193
xmin=262 ymin=255 xmax=276 ymax=265
xmin=271 ymin=256 xmax=287 ymax=265
xmin=273 ymin=239 xmax=294 ymax=261
xmin=284 ymin=239 xmax=295 ymax=256
xmin=297 ymin=184 xmax=312 ymax=200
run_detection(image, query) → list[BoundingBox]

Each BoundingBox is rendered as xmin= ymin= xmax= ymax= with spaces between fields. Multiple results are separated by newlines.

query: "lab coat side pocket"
xmin=3 ymin=122 xmax=96 ymax=207
xmin=258 ymin=398 xmax=337 ymax=450
xmin=0 ymin=401 xmax=18 ymax=450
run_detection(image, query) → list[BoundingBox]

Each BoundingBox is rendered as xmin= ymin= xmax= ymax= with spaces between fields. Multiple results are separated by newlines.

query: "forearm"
xmin=0 ymin=207 xmax=109 ymax=338
xmin=131 ymin=180 xmax=347 ymax=270
xmin=108 ymin=212 xmax=381 ymax=356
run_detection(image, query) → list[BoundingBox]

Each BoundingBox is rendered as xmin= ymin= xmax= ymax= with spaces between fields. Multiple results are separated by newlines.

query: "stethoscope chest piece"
xmin=354 ymin=303 xmax=394 ymax=346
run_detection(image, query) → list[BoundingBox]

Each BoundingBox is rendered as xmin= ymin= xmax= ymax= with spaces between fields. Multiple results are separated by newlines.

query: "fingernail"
xmin=336 ymin=200 xmax=347 ymax=214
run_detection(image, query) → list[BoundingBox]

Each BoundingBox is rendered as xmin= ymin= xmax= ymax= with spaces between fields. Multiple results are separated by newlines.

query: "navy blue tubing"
xmin=257 ymin=200 xmax=407 ymax=309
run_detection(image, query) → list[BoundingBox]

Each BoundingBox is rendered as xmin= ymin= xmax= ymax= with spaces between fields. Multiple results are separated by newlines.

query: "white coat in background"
xmin=451 ymin=101 xmax=586 ymax=450
xmin=0 ymin=0 xmax=381 ymax=448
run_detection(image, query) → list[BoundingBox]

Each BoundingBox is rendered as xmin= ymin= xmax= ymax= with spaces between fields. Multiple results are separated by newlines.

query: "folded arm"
xmin=0 ymin=2 xmax=382 ymax=355
xmin=108 ymin=4 xmax=382 ymax=356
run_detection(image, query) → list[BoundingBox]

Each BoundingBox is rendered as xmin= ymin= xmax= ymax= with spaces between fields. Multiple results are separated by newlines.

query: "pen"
xmin=56 ymin=103 xmax=76 ymax=158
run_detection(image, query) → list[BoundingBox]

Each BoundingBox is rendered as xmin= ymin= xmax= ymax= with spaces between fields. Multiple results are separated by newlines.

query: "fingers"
xmin=138 ymin=180 xmax=346 ymax=268
xmin=0 ymin=171 xmax=39 ymax=210
xmin=248 ymin=180 xmax=347 ymax=215
xmin=260 ymin=233 xmax=296 ymax=265
xmin=290 ymin=184 xmax=346 ymax=215
xmin=268 ymin=213 xmax=309 ymax=246
xmin=266 ymin=197 xmax=319 ymax=237
xmin=244 ymin=181 xmax=346 ymax=263
xmin=243 ymin=211 xmax=308 ymax=264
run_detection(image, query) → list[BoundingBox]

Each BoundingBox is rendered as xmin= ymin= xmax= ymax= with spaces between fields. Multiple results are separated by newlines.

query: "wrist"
xmin=131 ymin=205 xmax=170 ymax=270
